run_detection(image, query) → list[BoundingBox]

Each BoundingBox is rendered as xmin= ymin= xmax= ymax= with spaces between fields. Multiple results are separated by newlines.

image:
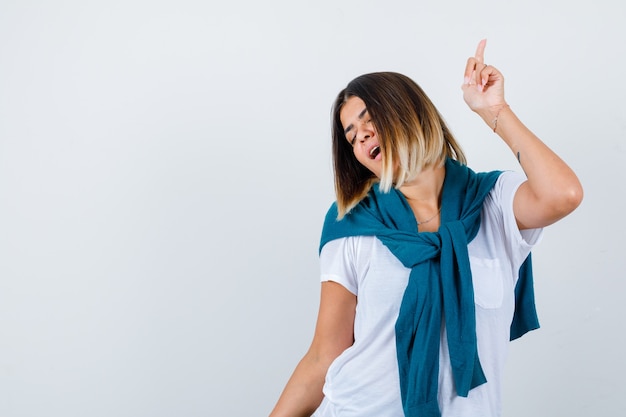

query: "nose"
xmin=356 ymin=121 xmax=374 ymax=143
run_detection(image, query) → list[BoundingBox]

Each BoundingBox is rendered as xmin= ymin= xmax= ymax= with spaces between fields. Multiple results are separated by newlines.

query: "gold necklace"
xmin=416 ymin=208 xmax=441 ymax=225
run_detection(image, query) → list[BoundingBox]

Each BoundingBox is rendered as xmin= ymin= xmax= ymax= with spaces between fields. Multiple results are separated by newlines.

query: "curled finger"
xmin=463 ymin=57 xmax=481 ymax=85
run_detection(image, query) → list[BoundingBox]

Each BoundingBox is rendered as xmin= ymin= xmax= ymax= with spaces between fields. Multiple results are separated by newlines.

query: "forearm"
xmin=270 ymin=282 xmax=356 ymax=416
xmin=269 ymin=352 xmax=328 ymax=417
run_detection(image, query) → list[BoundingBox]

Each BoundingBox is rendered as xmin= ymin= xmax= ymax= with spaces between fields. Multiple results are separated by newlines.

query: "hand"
xmin=461 ymin=39 xmax=507 ymax=116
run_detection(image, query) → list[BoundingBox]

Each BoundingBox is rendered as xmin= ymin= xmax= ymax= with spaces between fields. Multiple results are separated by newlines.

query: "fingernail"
xmin=464 ymin=76 xmax=470 ymax=85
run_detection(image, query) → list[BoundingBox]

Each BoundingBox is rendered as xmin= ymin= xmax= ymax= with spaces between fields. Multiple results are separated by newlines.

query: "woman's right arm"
xmin=268 ymin=280 xmax=357 ymax=417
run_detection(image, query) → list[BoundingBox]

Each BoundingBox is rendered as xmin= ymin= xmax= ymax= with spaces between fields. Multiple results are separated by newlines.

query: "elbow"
xmin=566 ymin=180 xmax=584 ymax=212
xmin=517 ymin=176 xmax=583 ymax=229
xmin=554 ymin=180 xmax=584 ymax=218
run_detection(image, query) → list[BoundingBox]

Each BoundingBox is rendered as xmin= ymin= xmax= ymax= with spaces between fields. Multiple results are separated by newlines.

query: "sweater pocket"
xmin=469 ymin=256 xmax=505 ymax=309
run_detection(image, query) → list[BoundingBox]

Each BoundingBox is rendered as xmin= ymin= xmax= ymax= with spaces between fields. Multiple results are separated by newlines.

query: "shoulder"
xmin=319 ymin=236 xmax=378 ymax=295
xmin=320 ymin=236 xmax=380 ymax=268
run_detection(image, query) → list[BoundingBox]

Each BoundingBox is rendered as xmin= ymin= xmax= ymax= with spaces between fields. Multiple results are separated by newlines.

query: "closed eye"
xmin=343 ymin=107 xmax=369 ymax=146
xmin=348 ymin=118 xmax=372 ymax=146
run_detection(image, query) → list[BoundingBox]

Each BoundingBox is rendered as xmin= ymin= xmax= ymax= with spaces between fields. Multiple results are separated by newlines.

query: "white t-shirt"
xmin=313 ymin=171 xmax=543 ymax=417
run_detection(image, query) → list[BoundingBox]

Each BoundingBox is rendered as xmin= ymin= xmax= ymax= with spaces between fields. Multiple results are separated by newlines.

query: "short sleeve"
xmin=493 ymin=171 xmax=544 ymax=271
xmin=319 ymin=238 xmax=359 ymax=295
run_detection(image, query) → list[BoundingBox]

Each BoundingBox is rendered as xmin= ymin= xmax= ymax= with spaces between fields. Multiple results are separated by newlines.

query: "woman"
xmin=269 ymin=40 xmax=583 ymax=417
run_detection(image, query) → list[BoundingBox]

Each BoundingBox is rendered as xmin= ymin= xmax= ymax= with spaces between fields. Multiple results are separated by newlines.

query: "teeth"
xmin=370 ymin=146 xmax=380 ymax=158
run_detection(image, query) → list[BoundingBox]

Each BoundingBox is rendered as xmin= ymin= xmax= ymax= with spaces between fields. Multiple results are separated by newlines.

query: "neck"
xmin=399 ymin=163 xmax=446 ymax=206
xmin=398 ymin=163 xmax=446 ymax=231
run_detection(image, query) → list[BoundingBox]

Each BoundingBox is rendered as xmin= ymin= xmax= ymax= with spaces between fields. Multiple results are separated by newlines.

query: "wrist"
xmin=477 ymin=103 xmax=509 ymax=132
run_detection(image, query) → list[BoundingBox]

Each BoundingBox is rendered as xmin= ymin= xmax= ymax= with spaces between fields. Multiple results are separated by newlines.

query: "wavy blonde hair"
xmin=331 ymin=72 xmax=466 ymax=218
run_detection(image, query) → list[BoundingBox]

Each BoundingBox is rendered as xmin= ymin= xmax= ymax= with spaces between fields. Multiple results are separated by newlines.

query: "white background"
xmin=1 ymin=1 xmax=624 ymax=416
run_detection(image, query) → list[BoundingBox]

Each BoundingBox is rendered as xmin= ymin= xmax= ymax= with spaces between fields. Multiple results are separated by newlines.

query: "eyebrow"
xmin=343 ymin=108 xmax=368 ymax=135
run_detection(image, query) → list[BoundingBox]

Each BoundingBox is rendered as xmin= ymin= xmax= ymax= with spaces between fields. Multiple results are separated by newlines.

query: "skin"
xmin=268 ymin=40 xmax=583 ymax=417
xmin=340 ymin=99 xmax=382 ymax=176
xmin=268 ymin=281 xmax=356 ymax=417
xmin=339 ymin=95 xmax=446 ymax=232
xmin=461 ymin=39 xmax=583 ymax=229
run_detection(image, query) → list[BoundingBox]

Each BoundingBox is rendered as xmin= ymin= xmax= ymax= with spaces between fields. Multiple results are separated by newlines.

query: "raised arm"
xmin=269 ymin=281 xmax=356 ymax=417
xmin=461 ymin=39 xmax=583 ymax=229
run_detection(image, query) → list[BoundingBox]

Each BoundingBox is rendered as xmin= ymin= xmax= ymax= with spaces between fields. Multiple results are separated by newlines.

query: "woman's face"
xmin=339 ymin=96 xmax=382 ymax=178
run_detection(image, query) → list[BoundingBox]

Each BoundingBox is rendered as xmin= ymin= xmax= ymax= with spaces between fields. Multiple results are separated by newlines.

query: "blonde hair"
xmin=331 ymin=72 xmax=466 ymax=218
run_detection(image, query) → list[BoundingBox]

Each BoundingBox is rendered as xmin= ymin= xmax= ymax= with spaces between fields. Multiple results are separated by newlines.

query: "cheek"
xmin=352 ymin=147 xmax=368 ymax=165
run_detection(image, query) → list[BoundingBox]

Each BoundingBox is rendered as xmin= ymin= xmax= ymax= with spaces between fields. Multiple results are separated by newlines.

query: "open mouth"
xmin=369 ymin=145 xmax=381 ymax=159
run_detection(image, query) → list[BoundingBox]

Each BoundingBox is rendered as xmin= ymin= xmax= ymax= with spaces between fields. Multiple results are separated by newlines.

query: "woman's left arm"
xmin=462 ymin=39 xmax=583 ymax=229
